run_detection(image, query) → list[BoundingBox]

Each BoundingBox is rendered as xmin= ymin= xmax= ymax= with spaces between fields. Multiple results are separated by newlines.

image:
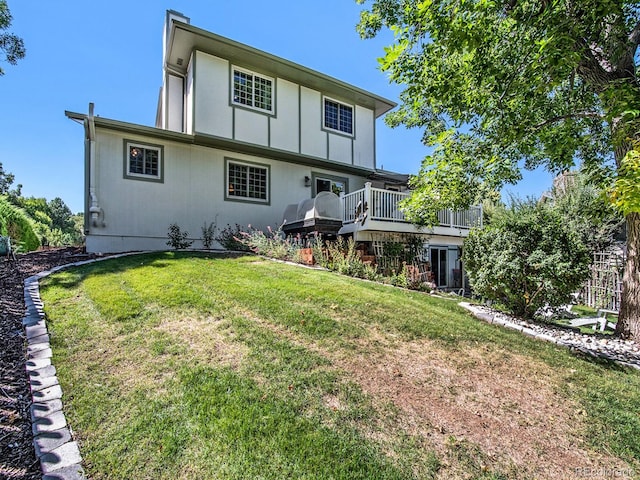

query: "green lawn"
xmin=40 ymin=252 xmax=640 ymax=479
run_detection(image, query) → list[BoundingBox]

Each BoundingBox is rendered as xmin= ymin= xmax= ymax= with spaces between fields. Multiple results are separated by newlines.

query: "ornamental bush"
xmin=463 ymin=200 xmax=591 ymax=319
xmin=0 ymin=195 xmax=40 ymax=252
xmin=166 ymin=223 xmax=193 ymax=250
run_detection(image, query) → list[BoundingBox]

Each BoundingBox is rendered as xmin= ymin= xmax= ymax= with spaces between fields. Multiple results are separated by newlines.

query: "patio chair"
xmin=0 ymin=236 xmax=17 ymax=261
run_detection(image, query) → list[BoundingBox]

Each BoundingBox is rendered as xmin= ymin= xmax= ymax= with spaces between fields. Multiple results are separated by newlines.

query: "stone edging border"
xmin=22 ymin=253 xmax=136 ymax=480
xmin=459 ymin=301 xmax=640 ymax=371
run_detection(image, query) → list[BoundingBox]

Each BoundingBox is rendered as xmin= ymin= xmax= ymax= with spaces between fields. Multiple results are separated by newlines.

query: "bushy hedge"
xmin=0 ymin=195 xmax=40 ymax=252
xmin=463 ymin=201 xmax=591 ymax=318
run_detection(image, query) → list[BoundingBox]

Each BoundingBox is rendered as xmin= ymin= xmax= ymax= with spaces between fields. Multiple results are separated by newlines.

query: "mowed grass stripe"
xmin=40 ymin=252 xmax=640 ymax=479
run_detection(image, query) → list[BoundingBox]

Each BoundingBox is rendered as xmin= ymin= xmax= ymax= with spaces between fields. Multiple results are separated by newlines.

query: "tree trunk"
xmin=616 ymin=212 xmax=640 ymax=341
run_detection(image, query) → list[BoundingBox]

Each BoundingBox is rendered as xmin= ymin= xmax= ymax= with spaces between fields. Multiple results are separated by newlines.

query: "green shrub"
xmin=216 ymin=224 xmax=251 ymax=251
xmin=201 ymin=221 xmax=217 ymax=249
xmin=238 ymin=226 xmax=302 ymax=260
xmin=0 ymin=195 xmax=40 ymax=251
xmin=463 ymin=200 xmax=591 ymax=318
xmin=313 ymin=236 xmax=380 ymax=281
xmin=166 ymin=223 xmax=193 ymax=250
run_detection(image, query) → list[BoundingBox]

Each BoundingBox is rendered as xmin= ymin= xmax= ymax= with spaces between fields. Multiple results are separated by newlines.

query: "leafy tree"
xmin=48 ymin=197 xmax=75 ymax=232
xmin=358 ymin=0 xmax=640 ymax=340
xmin=0 ymin=195 xmax=39 ymax=251
xmin=0 ymin=0 xmax=25 ymax=75
xmin=463 ymin=200 xmax=591 ymax=318
xmin=0 ymin=161 xmax=21 ymax=197
xmin=0 ymin=164 xmax=82 ymax=248
xmin=550 ymin=171 xmax=624 ymax=253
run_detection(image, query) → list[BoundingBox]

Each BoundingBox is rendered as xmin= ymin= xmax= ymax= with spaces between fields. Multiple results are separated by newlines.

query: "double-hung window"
xmin=124 ymin=140 xmax=163 ymax=183
xmin=323 ymin=97 xmax=353 ymax=135
xmin=226 ymin=159 xmax=270 ymax=204
xmin=232 ymin=67 xmax=273 ymax=113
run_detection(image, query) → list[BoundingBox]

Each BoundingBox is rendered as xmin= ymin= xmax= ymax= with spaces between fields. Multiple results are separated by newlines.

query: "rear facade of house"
xmin=67 ymin=10 xmax=481 ymax=290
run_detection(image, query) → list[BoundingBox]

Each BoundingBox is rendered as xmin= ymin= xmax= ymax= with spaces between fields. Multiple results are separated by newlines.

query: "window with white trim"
xmin=124 ymin=141 xmax=163 ymax=182
xmin=324 ymin=97 xmax=353 ymax=135
xmin=232 ymin=67 xmax=273 ymax=113
xmin=226 ymin=159 xmax=269 ymax=203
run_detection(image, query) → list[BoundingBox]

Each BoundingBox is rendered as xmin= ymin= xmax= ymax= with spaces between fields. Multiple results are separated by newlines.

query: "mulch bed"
xmin=1 ymin=248 xmax=100 ymax=480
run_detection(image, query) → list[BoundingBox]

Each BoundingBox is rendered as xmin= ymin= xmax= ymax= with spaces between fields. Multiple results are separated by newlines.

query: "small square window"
xmin=226 ymin=159 xmax=270 ymax=204
xmin=124 ymin=141 xmax=163 ymax=183
xmin=324 ymin=98 xmax=353 ymax=135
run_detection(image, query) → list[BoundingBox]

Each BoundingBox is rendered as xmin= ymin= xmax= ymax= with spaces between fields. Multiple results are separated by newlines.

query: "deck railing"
xmin=341 ymin=183 xmax=483 ymax=229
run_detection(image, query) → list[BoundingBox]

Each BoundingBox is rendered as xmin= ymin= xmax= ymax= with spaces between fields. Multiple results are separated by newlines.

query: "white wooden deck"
xmin=338 ymin=183 xmax=482 ymax=238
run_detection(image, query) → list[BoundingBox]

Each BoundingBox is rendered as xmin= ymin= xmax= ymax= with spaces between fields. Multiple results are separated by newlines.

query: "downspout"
xmin=83 ymin=103 xmax=102 ymax=228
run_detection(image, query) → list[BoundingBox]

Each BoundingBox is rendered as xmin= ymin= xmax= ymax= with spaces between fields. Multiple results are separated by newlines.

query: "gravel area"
xmin=460 ymin=302 xmax=640 ymax=370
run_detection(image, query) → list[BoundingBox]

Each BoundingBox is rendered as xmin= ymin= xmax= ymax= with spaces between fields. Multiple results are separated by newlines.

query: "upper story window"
xmin=323 ymin=97 xmax=353 ymax=135
xmin=124 ymin=140 xmax=164 ymax=183
xmin=232 ymin=67 xmax=273 ymax=113
xmin=226 ymin=159 xmax=270 ymax=204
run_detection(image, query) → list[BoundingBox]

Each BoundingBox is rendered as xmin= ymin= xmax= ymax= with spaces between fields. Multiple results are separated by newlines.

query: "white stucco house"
xmin=66 ymin=10 xmax=481 ymax=289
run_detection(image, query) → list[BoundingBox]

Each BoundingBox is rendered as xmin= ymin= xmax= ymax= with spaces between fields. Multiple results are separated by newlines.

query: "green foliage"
xmin=166 ymin=223 xmax=193 ymax=250
xmin=612 ymin=146 xmax=640 ymax=215
xmin=312 ymin=236 xmax=380 ymax=281
xmin=551 ymin=171 xmax=624 ymax=252
xmin=216 ymin=223 xmax=251 ymax=251
xmin=238 ymin=225 xmax=303 ymax=261
xmin=0 ymin=195 xmax=40 ymax=251
xmin=14 ymin=195 xmax=84 ymax=247
xmin=48 ymin=197 xmax=75 ymax=232
xmin=463 ymin=200 xmax=591 ymax=318
xmin=0 ymin=165 xmax=83 ymax=248
xmin=358 ymin=0 xmax=640 ymax=339
xmin=377 ymin=236 xmax=423 ymax=276
xmin=357 ymin=0 xmax=639 ymax=221
xmin=0 ymin=0 xmax=25 ymax=75
xmin=201 ymin=220 xmax=217 ymax=249
xmin=0 ymin=161 xmax=18 ymax=195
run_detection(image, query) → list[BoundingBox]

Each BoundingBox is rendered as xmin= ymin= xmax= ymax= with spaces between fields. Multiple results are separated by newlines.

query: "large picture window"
xmin=124 ymin=140 xmax=163 ymax=183
xmin=226 ymin=159 xmax=270 ymax=204
xmin=323 ymin=97 xmax=353 ymax=135
xmin=232 ymin=67 xmax=273 ymax=113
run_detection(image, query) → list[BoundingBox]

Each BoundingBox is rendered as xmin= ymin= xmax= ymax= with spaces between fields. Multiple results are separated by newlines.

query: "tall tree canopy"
xmin=0 ymin=0 xmax=25 ymax=75
xmin=357 ymin=0 xmax=640 ymax=339
xmin=0 ymin=161 xmax=16 ymax=194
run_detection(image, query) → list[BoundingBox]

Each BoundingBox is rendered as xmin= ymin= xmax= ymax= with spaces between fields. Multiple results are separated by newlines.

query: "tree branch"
xmin=629 ymin=20 xmax=640 ymax=49
xmin=532 ymin=112 xmax=603 ymax=131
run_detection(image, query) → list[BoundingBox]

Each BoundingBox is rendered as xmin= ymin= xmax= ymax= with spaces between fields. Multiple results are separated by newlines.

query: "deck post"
xmin=364 ymin=182 xmax=372 ymax=216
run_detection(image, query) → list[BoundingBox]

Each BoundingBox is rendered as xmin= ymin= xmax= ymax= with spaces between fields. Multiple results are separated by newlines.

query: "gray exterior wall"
xmin=172 ymin=50 xmax=377 ymax=169
xmin=85 ymin=127 xmax=369 ymax=253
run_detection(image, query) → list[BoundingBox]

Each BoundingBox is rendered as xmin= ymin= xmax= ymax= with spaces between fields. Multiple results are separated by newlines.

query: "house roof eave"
xmin=166 ymin=20 xmax=397 ymax=118
xmin=65 ymin=111 xmax=378 ymax=177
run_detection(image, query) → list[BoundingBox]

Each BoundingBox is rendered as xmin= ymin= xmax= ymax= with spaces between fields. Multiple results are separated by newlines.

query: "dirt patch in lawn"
xmin=155 ymin=314 xmax=248 ymax=369
xmin=235 ymin=309 xmax=632 ymax=478
xmin=336 ymin=337 xmax=631 ymax=479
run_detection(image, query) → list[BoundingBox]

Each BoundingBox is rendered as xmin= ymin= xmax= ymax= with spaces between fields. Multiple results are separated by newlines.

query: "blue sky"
xmin=0 ymin=0 xmax=553 ymax=213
